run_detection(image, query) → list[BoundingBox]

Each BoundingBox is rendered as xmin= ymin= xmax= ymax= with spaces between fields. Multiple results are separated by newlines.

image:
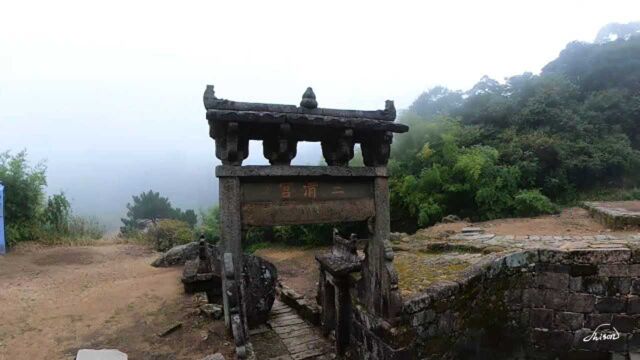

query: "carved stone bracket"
xmin=361 ymin=131 xmax=392 ymax=167
xmin=263 ymin=123 xmax=298 ymax=165
xmin=214 ymin=122 xmax=249 ymax=166
xmin=321 ymin=129 xmax=354 ymax=166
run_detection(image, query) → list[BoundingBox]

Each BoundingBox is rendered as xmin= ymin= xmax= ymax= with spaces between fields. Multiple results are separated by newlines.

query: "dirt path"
xmin=0 ymin=243 xmax=234 ymax=360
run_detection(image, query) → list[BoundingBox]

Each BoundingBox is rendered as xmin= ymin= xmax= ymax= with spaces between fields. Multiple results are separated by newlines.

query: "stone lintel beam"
xmin=215 ymin=165 xmax=388 ymax=178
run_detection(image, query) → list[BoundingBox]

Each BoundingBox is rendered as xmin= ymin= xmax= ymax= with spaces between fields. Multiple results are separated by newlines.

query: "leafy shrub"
xmin=199 ymin=206 xmax=220 ymax=243
xmin=0 ymin=150 xmax=47 ymax=245
xmin=147 ymin=219 xmax=194 ymax=251
xmin=43 ymin=192 xmax=71 ymax=235
xmin=513 ymin=190 xmax=558 ymax=217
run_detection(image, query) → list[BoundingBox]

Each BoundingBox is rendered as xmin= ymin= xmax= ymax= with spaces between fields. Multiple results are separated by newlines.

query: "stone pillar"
xmin=219 ymin=175 xmax=242 ymax=329
xmin=335 ymin=277 xmax=352 ymax=355
xmin=361 ymin=173 xmax=401 ymax=320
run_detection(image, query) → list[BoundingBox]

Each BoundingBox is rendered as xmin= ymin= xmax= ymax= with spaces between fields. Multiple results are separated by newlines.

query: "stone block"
xmin=535 ymin=263 xmax=569 ymax=273
xmin=569 ymin=277 xmax=583 ymax=292
xmin=530 ymin=308 xmax=554 ymax=329
xmin=505 ymin=251 xmax=538 ymax=268
xmin=628 ymin=295 xmax=640 ymax=314
xmin=583 ymin=276 xmax=608 ymax=296
xmin=573 ymin=328 xmax=600 ymax=351
xmin=76 ymin=350 xmax=128 ymax=360
xmin=586 ymin=313 xmax=612 ymax=329
xmin=410 ymin=309 xmax=436 ymax=327
xmin=536 ymin=272 xmax=570 ymax=290
xmin=567 ymin=293 xmax=596 ymax=313
xmin=629 ymin=331 xmax=640 ymax=352
xmin=570 ymin=264 xmax=598 ymax=277
xmin=544 ymin=290 xmax=568 ymax=310
xmin=538 ymin=249 xmax=567 ymax=263
xmin=568 ymin=248 xmax=631 ymax=264
xmin=403 ymin=293 xmax=433 ymax=314
xmin=522 ymin=288 xmax=544 ymax=308
xmin=632 ymin=279 xmax=640 ymax=295
xmin=595 ymin=297 xmax=626 ymax=313
xmin=437 ymin=311 xmax=457 ymax=333
xmin=612 ymin=314 xmax=637 ymax=333
xmin=425 ymin=280 xmax=459 ymax=303
xmin=607 ymin=277 xmax=631 ymax=296
xmin=599 ymin=264 xmax=630 ymax=277
xmin=532 ymin=329 xmax=573 ymax=350
xmin=629 ymin=264 xmax=640 ymax=276
xmin=554 ymin=312 xmax=584 ymax=331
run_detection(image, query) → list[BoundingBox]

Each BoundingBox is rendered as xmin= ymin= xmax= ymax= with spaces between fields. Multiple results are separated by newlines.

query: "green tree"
xmin=120 ymin=190 xmax=198 ymax=235
xmin=0 ymin=150 xmax=47 ymax=245
xmin=199 ymin=206 xmax=220 ymax=242
xmin=43 ymin=192 xmax=71 ymax=235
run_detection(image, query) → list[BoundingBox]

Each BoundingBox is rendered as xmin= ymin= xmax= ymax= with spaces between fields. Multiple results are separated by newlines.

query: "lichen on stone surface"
xmin=394 ymin=251 xmax=482 ymax=298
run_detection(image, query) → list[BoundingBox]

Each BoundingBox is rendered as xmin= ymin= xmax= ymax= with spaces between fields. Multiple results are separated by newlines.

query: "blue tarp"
xmin=0 ymin=183 xmax=5 ymax=254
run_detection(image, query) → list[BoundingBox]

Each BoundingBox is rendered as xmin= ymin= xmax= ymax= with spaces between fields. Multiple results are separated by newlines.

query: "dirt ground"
xmin=415 ymin=207 xmax=640 ymax=238
xmin=255 ymin=246 xmax=329 ymax=300
xmin=0 ymin=243 xmax=234 ymax=360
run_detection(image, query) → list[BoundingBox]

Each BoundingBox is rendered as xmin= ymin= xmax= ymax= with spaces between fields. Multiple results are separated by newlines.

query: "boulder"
xmin=76 ymin=349 xmax=128 ymax=360
xmin=152 ymin=242 xmax=218 ymax=267
xmin=156 ymin=242 xmax=277 ymax=326
xmin=243 ymin=255 xmax=278 ymax=327
xmin=389 ymin=232 xmax=408 ymax=243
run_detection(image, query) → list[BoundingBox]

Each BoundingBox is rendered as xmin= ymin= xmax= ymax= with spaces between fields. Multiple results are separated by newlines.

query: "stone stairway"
xmin=267 ymin=300 xmax=335 ymax=360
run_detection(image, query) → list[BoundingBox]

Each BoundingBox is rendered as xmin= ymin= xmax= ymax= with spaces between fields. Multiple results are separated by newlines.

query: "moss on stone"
xmin=395 ymin=252 xmax=472 ymax=297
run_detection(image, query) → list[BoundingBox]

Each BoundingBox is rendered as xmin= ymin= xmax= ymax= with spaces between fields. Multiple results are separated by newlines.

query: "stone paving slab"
xmin=267 ymin=300 xmax=335 ymax=360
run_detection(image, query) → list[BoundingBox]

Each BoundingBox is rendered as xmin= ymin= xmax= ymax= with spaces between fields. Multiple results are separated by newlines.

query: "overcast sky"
xmin=1 ymin=0 xmax=639 ymax=228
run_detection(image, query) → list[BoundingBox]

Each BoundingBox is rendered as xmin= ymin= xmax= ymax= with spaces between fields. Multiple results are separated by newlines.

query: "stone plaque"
xmin=240 ymin=179 xmax=375 ymax=226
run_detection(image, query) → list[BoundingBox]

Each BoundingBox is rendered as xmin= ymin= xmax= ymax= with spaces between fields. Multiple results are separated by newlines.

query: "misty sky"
xmin=1 ymin=0 xmax=639 ymax=229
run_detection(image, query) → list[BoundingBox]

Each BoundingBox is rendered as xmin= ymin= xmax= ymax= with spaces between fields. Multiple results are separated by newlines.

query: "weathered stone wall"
xmin=400 ymin=247 xmax=640 ymax=359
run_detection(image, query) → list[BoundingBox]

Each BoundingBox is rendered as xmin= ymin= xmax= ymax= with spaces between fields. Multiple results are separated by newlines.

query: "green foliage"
xmin=0 ymin=151 xmax=106 ymax=245
xmin=43 ymin=192 xmax=71 ymax=235
xmin=0 ymin=150 xmax=47 ymax=245
xmin=513 ymin=190 xmax=558 ymax=217
xmin=199 ymin=206 xmax=220 ymax=243
xmin=146 ymin=219 xmax=194 ymax=251
xmin=390 ymin=35 xmax=640 ymax=230
xmin=120 ymin=190 xmax=197 ymax=235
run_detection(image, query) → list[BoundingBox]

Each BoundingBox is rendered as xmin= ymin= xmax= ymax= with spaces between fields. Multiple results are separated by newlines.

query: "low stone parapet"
xmin=391 ymin=233 xmax=640 ymax=358
xmin=584 ymin=201 xmax=640 ymax=230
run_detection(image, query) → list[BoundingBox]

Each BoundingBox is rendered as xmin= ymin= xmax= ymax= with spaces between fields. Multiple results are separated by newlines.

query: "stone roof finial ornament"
xmin=385 ymin=100 xmax=396 ymax=120
xmin=300 ymin=87 xmax=318 ymax=109
xmin=203 ymin=85 xmax=216 ymax=109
